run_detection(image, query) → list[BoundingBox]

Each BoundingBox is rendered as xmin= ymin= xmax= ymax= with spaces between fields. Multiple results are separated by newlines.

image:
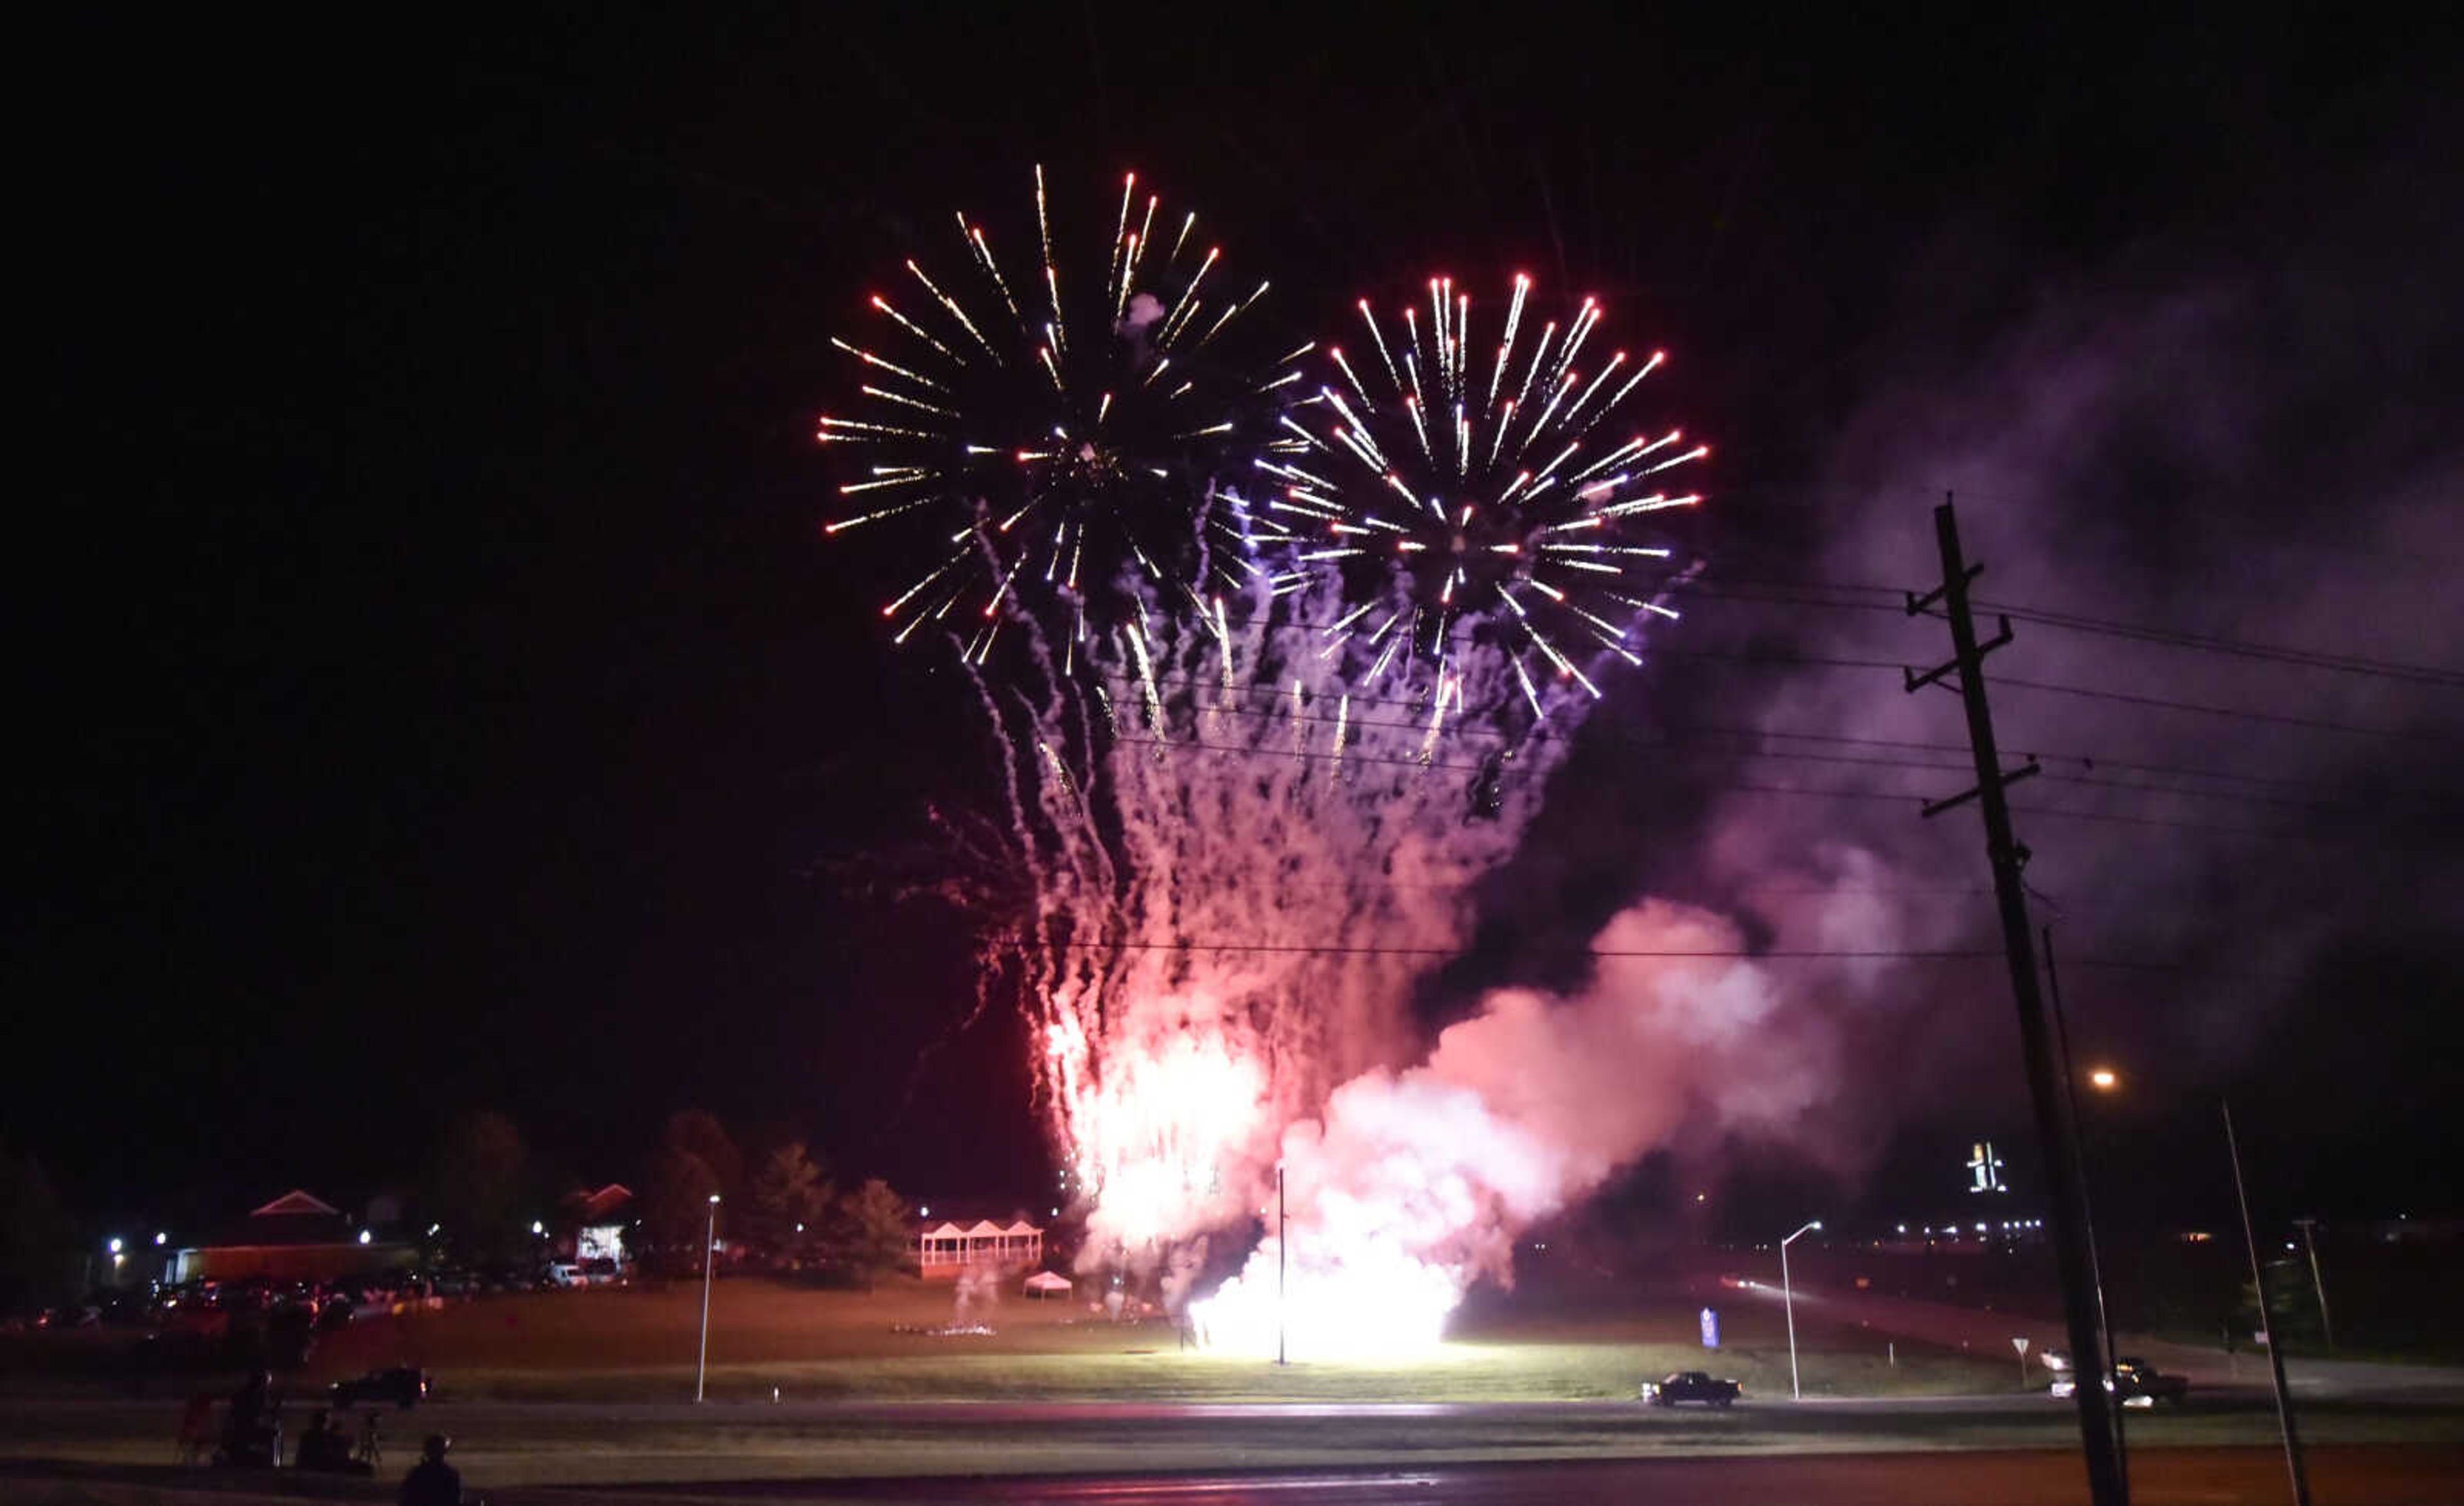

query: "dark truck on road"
xmin=1639 ymin=1370 xmax=1741 ymax=1407
xmin=2048 ymin=1355 xmax=2189 ymax=1407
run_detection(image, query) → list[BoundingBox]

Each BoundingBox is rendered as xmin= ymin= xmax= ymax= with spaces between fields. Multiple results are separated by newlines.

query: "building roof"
xmin=914 ymin=1217 xmax=1041 ymax=1237
xmin=183 ymin=1189 xmax=370 ymax=1251
xmin=567 ymin=1183 xmax=635 ymax=1222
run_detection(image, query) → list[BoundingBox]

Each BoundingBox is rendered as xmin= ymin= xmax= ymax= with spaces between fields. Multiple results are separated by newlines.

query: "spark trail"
xmin=818 ymin=168 xmax=1299 ymax=659
xmin=967 ymin=570 xmax=1590 ymax=1268
xmin=1249 ymin=275 xmax=1706 ymax=713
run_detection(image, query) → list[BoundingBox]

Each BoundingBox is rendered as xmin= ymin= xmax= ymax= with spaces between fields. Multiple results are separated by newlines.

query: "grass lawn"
xmin=285 ymin=1276 xmax=2012 ymax=1404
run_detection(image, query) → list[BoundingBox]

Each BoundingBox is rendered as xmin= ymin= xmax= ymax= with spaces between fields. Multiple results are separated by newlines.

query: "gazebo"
xmin=911 ymin=1215 xmax=1044 ymax=1279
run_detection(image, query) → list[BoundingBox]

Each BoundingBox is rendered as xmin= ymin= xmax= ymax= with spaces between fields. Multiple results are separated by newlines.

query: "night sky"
xmin=13 ymin=9 xmax=2459 ymax=1241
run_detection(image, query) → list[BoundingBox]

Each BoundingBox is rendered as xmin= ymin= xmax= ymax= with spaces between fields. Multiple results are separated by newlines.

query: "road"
xmin=1725 ymin=1276 xmax=2464 ymax=1399
xmin=4 ymin=1390 xmax=2461 ymax=1495
xmin=7 ymin=1443 xmax=2463 ymax=1504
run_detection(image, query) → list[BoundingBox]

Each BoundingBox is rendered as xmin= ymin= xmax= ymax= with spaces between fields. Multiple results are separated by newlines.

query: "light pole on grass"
xmin=696 ymin=1194 xmax=721 ymax=1403
xmin=1781 ymin=1219 xmax=1822 ymax=1401
xmin=2293 ymin=1217 xmax=2333 ymax=1354
xmin=1275 ymin=1161 xmax=1287 ymax=1367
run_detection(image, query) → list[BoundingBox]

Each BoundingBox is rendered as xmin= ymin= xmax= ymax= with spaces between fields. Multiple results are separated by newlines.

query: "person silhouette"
xmin=397 ymin=1432 xmax=461 ymax=1505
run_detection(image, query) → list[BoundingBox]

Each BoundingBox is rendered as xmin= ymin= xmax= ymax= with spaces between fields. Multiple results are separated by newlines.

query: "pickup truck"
xmin=1639 ymin=1370 xmax=1741 ymax=1407
xmin=2048 ymin=1355 xmax=2189 ymax=1407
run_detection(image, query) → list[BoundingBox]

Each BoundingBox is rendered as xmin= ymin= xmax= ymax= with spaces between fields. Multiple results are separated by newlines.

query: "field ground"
xmin=309 ymin=1276 xmax=2014 ymax=1402
xmin=8 ymin=1279 xmax=2458 ymax=1496
xmin=4 ymin=1277 xmax=2018 ymax=1405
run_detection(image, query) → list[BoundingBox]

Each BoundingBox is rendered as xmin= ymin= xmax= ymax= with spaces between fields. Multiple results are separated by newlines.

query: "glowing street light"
xmin=2088 ymin=1066 xmax=2119 ymax=1091
xmin=696 ymin=1194 xmax=721 ymax=1403
xmin=1781 ymin=1219 xmax=1822 ymax=1400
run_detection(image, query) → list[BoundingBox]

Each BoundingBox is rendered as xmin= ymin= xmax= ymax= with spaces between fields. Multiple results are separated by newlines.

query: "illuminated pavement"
xmin=5 ymin=1390 xmax=2462 ymax=1498
xmin=1723 ymin=1277 xmax=2464 ymax=1399
xmin=8 ymin=1444 xmax=2464 ymax=1505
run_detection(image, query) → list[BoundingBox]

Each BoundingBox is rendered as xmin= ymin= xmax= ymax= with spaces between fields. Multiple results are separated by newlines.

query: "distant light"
xmin=1050 ymin=1208 xmax=1059 ymax=1218
xmin=427 ymin=1224 xmax=441 ymax=1236
xmin=531 ymin=1220 xmax=544 ymax=1235
xmin=357 ymin=1229 xmax=372 ymax=1246
xmin=1976 ymin=1222 xmax=1987 ymax=1233
xmin=708 ymin=1194 xmax=722 ymax=1204
xmin=794 ymin=1223 xmax=805 ymax=1234
xmin=1810 ymin=1220 xmax=1823 ymax=1231
xmin=107 ymin=1237 xmax=123 ymax=1254
xmin=920 ymin=1206 xmax=930 ymax=1218
xmin=153 ymin=1232 xmax=167 ymax=1246
xmin=1896 ymin=1224 xmax=1908 ymax=1235
xmin=2089 ymin=1067 xmax=2119 ymax=1091
xmin=1695 ymin=1192 xmax=1707 ymax=1203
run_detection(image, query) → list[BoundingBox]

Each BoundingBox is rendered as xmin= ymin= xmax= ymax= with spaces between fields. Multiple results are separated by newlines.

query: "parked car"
xmin=327 ymin=1367 xmax=429 ymax=1409
xmin=1639 ymin=1370 xmax=1741 ymax=1407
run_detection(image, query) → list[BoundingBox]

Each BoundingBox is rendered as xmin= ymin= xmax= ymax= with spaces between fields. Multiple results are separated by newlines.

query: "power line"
xmin=1090 ymin=608 xmax=2456 ymax=743
xmin=1101 ymin=665 xmax=2434 ymax=796
xmin=1035 ymin=936 xmax=2214 ymax=973
xmin=1084 ymin=672 xmax=2458 ymax=817
xmin=1989 ymin=676 xmax=2461 ymax=744
xmin=1978 ymin=601 xmax=2464 ymax=689
xmin=1098 ymin=733 xmax=2397 ymax=842
xmin=1668 ymin=574 xmax=2464 ymax=688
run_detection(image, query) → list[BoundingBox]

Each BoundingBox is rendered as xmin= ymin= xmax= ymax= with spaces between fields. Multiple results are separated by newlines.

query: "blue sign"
xmin=1700 ymin=1306 xmax=1720 ymax=1349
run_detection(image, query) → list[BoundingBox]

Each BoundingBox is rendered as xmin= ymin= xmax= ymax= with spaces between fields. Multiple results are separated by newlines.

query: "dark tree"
xmin=421 ymin=1111 xmax=530 ymax=1265
xmin=748 ymin=1142 xmax=832 ymax=1258
xmin=0 ymin=1141 xmax=75 ymax=1312
xmin=662 ymin=1110 xmax=744 ymax=1208
xmin=637 ymin=1147 xmax=721 ymax=1278
xmin=834 ymin=1178 xmax=912 ymax=1293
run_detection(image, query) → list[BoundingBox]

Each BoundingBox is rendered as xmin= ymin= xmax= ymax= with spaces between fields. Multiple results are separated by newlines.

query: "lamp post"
xmin=2076 ymin=1061 xmax=2128 ymax=1493
xmin=2225 ymin=1101 xmax=2311 ymax=1506
xmin=2293 ymin=1217 xmax=2333 ymax=1354
xmin=1274 ymin=1161 xmax=1287 ymax=1367
xmin=1781 ymin=1219 xmax=1822 ymax=1400
xmin=2047 ymin=919 xmax=2127 ymax=1499
xmin=696 ymin=1194 xmax=720 ymax=1403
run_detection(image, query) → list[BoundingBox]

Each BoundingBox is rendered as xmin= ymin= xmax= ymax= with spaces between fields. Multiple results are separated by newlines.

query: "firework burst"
xmin=817 ymin=167 xmax=1305 ymax=665
xmin=1249 ymin=274 xmax=1706 ymax=721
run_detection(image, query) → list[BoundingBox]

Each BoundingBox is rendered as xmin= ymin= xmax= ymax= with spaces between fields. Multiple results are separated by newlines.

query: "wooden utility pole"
xmin=1906 ymin=497 xmax=2126 ymax=1506
xmin=2228 ymin=1102 xmax=2313 ymax=1506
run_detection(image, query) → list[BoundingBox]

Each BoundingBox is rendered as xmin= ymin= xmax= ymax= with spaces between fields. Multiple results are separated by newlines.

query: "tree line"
xmin=0 ymin=1111 xmax=922 ymax=1313
xmin=421 ymin=1108 xmax=914 ymax=1287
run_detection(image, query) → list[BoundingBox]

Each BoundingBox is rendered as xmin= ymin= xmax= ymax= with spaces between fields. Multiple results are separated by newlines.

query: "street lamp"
xmin=2293 ymin=1217 xmax=2333 ymax=1354
xmin=1781 ymin=1219 xmax=1822 ymax=1400
xmin=1274 ymin=1161 xmax=1288 ymax=1367
xmin=696 ymin=1194 xmax=721 ymax=1403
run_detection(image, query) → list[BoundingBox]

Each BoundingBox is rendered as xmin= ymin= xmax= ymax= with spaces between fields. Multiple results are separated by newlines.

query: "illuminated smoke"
xmin=1192 ymin=886 xmax=1897 ymax=1358
xmin=963 ymin=569 xmax=1636 ymax=1270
